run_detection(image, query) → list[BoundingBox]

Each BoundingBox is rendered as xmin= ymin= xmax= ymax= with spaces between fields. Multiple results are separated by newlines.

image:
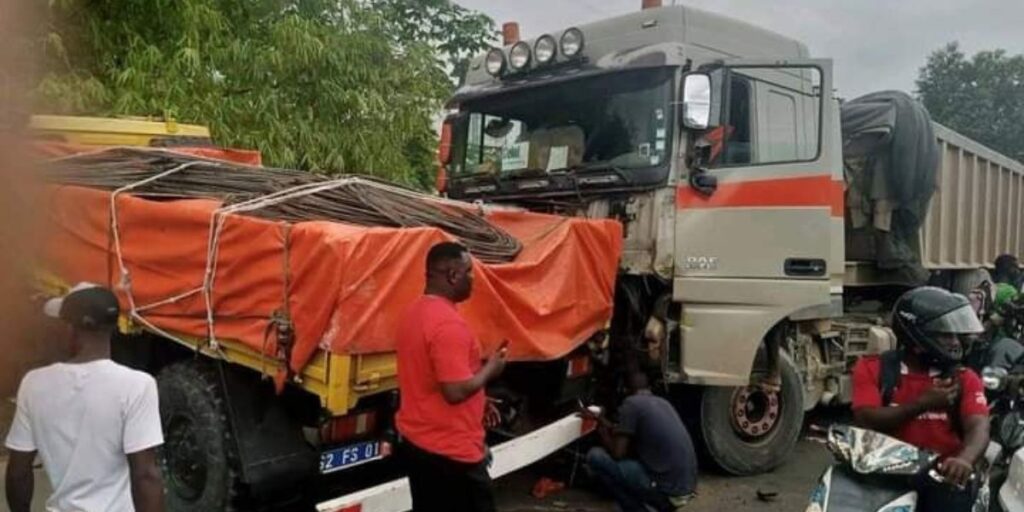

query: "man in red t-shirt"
xmin=852 ymin=286 xmax=989 ymax=511
xmin=396 ymin=242 xmax=508 ymax=512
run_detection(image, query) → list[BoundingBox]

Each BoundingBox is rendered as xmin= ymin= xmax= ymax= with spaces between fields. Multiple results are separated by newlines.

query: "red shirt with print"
xmin=851 ymin=355 xmax=989 ymax=457
xmin=396 ymin=295 xmax=485 ymax=463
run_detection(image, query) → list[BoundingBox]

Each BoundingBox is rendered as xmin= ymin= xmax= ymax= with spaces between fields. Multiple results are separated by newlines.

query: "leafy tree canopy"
xmin=36 ymin=0 xmax=495 ymax=187
xmin=917 ymin=42 xmax=1024 ymax=163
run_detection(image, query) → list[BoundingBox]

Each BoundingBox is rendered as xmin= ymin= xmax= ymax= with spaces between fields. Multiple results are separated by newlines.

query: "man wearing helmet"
xmin=852 ymin=286 xmax=990 ymax=511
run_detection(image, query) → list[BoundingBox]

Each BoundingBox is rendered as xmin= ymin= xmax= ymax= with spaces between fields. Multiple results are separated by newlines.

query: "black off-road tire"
xmin=699 ymin=353 xmax=804 ymax=475
xmin=157 ymin=362 xmax=243 ymax=512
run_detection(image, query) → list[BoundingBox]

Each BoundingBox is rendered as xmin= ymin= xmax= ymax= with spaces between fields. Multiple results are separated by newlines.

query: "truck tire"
xmin=157 ymin=362 xmax=242 ymax=512
xmin=699 ymin=353 xmax=804 ymax=475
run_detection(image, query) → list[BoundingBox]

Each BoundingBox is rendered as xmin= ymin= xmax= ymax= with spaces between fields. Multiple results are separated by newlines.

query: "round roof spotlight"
xmin=560 ymin=28 xmax=584 ymax=57
xmin=509 ymin=41 xmax=532 ymax=70
xmin=485 ymin=48 xmax=506 ymax=76
xmin=534 ymin=35 xmax=557 ymax=64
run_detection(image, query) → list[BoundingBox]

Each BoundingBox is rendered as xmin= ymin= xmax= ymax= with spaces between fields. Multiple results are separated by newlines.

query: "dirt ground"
xmin=495 ymin=439 xmax=830 ymax=512
xmin=0 ymin=437 xmax=832 ymax=512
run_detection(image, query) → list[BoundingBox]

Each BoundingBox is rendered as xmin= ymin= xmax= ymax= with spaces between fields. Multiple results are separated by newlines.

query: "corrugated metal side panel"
xmin=923 ymin=123 xmax=1024 ymax=269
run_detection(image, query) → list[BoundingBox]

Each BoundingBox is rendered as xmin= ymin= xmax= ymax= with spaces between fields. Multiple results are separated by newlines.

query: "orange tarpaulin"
xmin=43 ymin=185 xmax=622 ymax=374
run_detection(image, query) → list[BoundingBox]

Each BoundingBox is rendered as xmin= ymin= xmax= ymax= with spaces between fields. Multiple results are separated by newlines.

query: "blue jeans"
xmin=585 ymin=447 xmax=677 ymax=512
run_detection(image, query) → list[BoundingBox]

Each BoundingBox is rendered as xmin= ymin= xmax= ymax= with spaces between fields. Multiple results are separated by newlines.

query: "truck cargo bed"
xmin=921 ymin=123 xmax=1024 ymax=269
xmin=40 ymin=148 xmax=622 ymax=413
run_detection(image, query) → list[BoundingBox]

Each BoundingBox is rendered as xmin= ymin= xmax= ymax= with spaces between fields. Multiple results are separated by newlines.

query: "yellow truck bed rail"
xmin=30 ymin=115 xmax=213 ymax=147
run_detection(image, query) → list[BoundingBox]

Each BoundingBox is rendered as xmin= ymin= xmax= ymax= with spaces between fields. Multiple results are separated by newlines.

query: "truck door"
xmin=673 ymin=60 xmax=843 ymax=385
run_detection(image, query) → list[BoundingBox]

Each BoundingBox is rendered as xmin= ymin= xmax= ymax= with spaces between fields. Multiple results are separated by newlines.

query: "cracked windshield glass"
xmin=453 ymin=67 xmax=673 ymax=176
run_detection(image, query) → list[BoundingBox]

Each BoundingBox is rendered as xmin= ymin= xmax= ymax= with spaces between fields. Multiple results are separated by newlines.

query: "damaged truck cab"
xmin=445 ymin=2 xmax=1024 ymax=475
xmin=445 ymin=4 xmax=841 ymax=474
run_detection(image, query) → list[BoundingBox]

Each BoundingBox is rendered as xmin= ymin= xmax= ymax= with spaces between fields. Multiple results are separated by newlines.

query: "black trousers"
xmin=400 ymin=441 xmax=495 ymax=512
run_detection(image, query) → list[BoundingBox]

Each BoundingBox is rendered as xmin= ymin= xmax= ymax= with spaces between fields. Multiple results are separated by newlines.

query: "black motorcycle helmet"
xmin=892 ymin=286 xmax=985 ymax=369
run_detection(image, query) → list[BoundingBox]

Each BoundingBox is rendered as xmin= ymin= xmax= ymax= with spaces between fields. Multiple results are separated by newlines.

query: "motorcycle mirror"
xmin=983 ymin=366 xmax=1009 ymax=391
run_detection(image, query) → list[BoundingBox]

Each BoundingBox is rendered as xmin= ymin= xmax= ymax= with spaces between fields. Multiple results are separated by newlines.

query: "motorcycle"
xmin=980 ymin=361 xmax=1024 ymax=511
xmin=806 ymin=425 xmax=989 ymax=512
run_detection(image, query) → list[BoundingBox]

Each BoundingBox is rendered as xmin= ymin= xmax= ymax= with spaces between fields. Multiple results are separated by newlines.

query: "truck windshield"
xmin=452 ymin=68 xmax=673 ymax=176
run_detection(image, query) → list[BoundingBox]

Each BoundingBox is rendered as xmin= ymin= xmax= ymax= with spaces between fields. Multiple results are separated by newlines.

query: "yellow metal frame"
xmin=35 ymin=271 xmax=396 ymax=417
xmin=30 ymin=115 xmax=212 ymax=147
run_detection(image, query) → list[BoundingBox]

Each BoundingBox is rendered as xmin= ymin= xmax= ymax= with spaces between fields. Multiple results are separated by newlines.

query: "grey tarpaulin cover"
xmin=841 ymin=91 xmax=939 ymax=284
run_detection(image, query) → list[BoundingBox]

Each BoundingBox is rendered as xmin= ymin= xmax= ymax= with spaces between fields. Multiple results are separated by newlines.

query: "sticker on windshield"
xmin=501 ymin=142 xmax=529 ymax=172
xmin=546 ymin=146 xmax=569 ymax=172
xmin=655 ymin=140 xmax=665 ymax=151
xmin=656 ymin=128 xmax=666 ymax=139
xmin=638 ymin=143 xmax=651 ymax=159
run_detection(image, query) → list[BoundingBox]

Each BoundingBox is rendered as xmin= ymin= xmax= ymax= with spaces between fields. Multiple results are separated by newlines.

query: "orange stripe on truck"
xmin=676 ymin=174 xmax=844 ymax=217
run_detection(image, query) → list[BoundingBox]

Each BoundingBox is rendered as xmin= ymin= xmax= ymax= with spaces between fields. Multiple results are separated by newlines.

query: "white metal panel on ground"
xmin=316 ymin=409 xmax=598 ymax=512
xmin=1000 ymin=447 xmax=1024 ymax=512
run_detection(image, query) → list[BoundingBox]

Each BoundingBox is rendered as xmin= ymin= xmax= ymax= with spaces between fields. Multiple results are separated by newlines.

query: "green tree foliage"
xmin=35 ymin=0 xmax=495 ymax=187
xmin=373 ymin=0 xmax=494 ymax=82
xmin=917 ymin=42 xmax=1024 ymax=162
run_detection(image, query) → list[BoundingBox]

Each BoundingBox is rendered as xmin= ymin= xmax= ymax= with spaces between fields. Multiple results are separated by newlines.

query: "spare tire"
xmin=157 ymin=362 xmax=242 ymax=512
xmin=699 ymin=353 xmax=804 ymax=475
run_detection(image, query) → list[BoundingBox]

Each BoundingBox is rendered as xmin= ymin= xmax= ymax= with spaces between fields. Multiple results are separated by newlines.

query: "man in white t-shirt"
xmin=4 ymin=283 xmax=165 ymax=512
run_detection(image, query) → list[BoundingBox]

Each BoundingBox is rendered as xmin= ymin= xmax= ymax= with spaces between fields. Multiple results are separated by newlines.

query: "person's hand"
xmin=916 ymin=378 xmax=959 ymax=411
xmin=483 ymin=340 xmax=509 ymax=380
xmin=937 ymin=456 xmax=973 ymax=487
xmin=484 ymin=398 xmax=502 ymax=428
xmin=576 ymin=400 xmax=599 ymax=420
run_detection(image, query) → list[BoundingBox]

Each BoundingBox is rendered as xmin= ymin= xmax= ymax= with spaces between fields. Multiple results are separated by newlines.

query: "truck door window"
xmin=722 ymin=76 xmax=753 ymax=165
xmin=711 ymin=66 xmax=821 ymax=168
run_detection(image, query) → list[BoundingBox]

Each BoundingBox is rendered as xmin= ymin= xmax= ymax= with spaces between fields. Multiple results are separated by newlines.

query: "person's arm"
xmin=5 ymin=449 xmax=35 ymax=512
xmin=123 ymin=377 xmax=165 ymax=511
xmin=580 ymin=409 xmax=630 ymax=460
xmin=127 ymin=448 xmax=164 ymax=512
xmin=589 ymin=399 xmax=638 ymax=460
xmin=937 ymin=415 xmax=989 ymax=487
xmin=849 ymin=357 xmax=956 ymax=434
xmin=5 ymin=376 xmax=37 ymax=512
xmin=432 ymin=324 xmax=508 ymax=404
xmin=440 ymin=348 xmax=506 ymax=404
xmin=853 ymin=402 xmax=927 ymax=433
xmin=855 ymin=381 xmax=958 ymax=433
xmin=939 ymin=372 xmax=992 ymax=486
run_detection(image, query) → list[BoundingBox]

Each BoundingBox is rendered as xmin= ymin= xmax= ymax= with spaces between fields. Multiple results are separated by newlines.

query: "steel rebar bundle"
xmin=44 ymin=147 xmax=522 ymax=263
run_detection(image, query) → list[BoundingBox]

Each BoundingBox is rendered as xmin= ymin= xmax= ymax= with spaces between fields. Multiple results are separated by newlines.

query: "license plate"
xmin=319 ymin=441 xmax=384 ymax=474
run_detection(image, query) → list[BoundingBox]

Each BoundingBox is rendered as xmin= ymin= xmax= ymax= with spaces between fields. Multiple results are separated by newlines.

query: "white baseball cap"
xmin=43 ymin=282 xmax=120 ymax=328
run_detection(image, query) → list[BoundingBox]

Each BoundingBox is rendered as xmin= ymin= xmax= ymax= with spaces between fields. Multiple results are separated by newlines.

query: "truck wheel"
xmin=699 ymin=353 xmax=804 ymax=475
xmin=157 ymin=362 xmax=241 ymax=511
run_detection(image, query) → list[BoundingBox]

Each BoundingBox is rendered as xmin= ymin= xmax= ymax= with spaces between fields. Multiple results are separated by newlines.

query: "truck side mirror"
xmin=438 ymin=117 xmax=456 ymax=166
xmin=681 ymin=74 xmax=712 ymax=130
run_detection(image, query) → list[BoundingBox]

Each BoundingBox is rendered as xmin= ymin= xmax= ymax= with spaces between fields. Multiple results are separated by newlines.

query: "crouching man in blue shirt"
xmin=582 ymin=371 xmax=698 ymax=512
